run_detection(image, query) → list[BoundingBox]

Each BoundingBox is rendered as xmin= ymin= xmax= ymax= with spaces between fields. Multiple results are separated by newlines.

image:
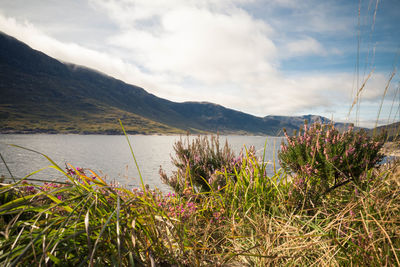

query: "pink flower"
xmin=316 ymin=138 xmax=320 ymax=151
xmin=323 ymin=147 xmax=328 ymax=156
xmin=280 ymin=144 xmax=287 ymax=152
xmin=299 ymin=136 xmax=304 ymax=144
xmin=306 ymin=136 xmax=312 ymax=147
xmin=326 ymin=129 xmax=331 ymax=139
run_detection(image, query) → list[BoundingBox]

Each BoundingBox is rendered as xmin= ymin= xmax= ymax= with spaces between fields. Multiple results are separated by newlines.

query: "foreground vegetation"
xmin=0 ymin=123 xmax=399 ymax=266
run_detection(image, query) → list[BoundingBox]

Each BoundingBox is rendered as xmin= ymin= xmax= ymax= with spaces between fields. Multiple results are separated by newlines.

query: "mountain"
xmin=368 ymin=121 xmax=400 ymax=141
xmin=0 ymin=31 xmax=348 ymax=135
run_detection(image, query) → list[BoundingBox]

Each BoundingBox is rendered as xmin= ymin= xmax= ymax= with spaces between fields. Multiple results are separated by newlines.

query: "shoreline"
xmin=381 ymin=141 xmax=400 ymax=157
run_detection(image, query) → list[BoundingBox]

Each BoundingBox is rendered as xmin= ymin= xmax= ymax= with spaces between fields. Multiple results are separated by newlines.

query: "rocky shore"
xmin=381 ymin=141 xmax=400 ymax=157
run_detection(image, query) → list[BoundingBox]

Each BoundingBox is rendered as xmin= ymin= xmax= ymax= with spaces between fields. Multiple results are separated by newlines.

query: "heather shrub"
xmin=278 ymin=122 xmax=385 ymax=206
xmin=159 ymin=135 xmax=239 ymax=194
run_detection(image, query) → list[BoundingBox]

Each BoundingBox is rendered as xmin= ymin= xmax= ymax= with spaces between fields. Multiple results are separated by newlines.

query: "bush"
xmin=159 ymin=135 xmax=239 ymax=194
xmin=278 ymin=122 xmax=385 ymax=205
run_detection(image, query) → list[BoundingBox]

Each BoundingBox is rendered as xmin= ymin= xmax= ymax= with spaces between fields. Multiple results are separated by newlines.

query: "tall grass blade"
xmin=89 ymin=208 xmax=117 ymax=265
xmin=348 ymin=69 xmax=374 ymax=118
xmin=374 ymin=70 xmax=396 ymax=133
xmin=116 ymin=196 xmax=121 ymax=266
xmin=0 ymin=152 xmax=15 ymax=183
xmin=119 ymin=119 xmax=146 ymax=192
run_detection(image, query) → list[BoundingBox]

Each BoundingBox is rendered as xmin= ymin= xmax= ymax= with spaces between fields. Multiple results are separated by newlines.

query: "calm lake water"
xmin=0 ymin=134 xmax=283 ymax=191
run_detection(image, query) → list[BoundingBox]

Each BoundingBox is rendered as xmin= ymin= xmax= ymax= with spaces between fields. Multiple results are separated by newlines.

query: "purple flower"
xmin=66 ymin=168 xmax=76 ymax=175
xmin=26 ymin=186 xmax=35 ymax=193
xmin=295 ymin=177 xmax=305 ymax=186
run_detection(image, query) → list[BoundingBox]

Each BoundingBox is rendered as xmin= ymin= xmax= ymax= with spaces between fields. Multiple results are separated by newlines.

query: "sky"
xmin=0 ymin=0 xmax=399 ymax=128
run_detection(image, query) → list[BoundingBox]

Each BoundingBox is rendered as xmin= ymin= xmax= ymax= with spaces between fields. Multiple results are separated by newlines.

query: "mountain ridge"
xmin=0 ymin=31 xmax=352 ymax=135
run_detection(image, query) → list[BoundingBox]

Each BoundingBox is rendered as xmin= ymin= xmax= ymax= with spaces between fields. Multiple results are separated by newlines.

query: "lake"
xmin=0 ymin=134 xmax=283 ymax=191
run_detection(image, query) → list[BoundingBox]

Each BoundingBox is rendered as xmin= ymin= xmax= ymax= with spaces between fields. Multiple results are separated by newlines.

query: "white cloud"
xmin=107 ymin=6 xmax=276 ymax=84
xmin=90 ymin=0 xmax=359 ymax=117
xmin=284 ymin=37 xmax=325 ymax=57
xmin=0 ymin=14 xmax=175 ymax=96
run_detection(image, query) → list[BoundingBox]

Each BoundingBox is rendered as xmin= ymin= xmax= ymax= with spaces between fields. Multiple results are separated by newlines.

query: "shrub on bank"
xmin=278 ymin=122 xmax=385 ymax=206
xmin=159 ymin=135 xmax=239 ymax=194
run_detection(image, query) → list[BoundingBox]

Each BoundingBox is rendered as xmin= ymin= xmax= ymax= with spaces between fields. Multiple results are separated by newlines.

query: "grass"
xmin=0 ymin=133 xmax=399 ymax=266
xmin=0 ymin=102 xmax=186 ymax=135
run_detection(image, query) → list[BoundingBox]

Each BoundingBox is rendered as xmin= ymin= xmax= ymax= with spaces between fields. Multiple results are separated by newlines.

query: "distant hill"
xmin=0 ymin=31 xmax=350 ymax=135
xmin=369 ymin=121 xmax=400 ymax=141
